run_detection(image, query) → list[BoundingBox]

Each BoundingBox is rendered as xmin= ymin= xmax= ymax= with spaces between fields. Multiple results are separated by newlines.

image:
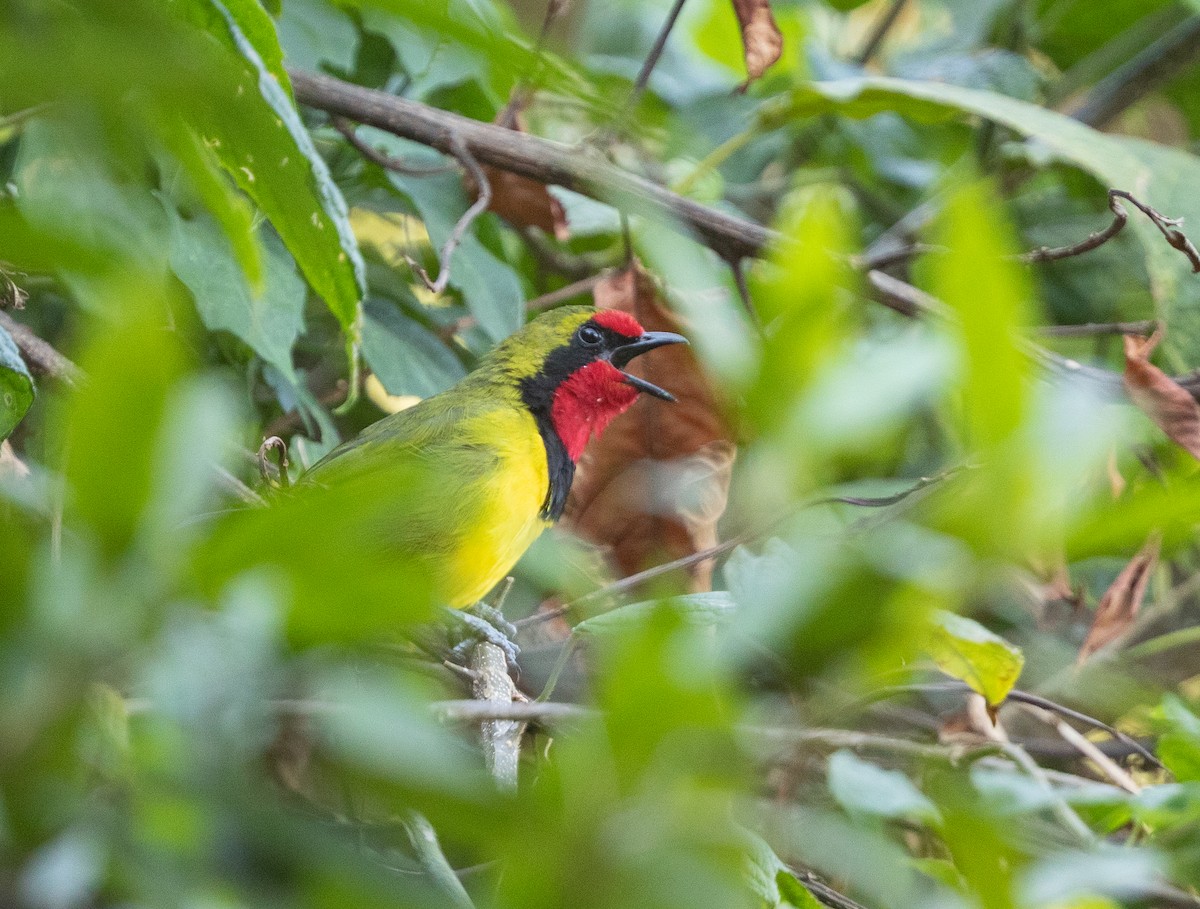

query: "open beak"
xmin=610 ymin=331 xmax=688 ymax=401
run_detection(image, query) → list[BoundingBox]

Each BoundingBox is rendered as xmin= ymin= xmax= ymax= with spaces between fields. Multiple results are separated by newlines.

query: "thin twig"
xmin=1020 ymin=189 xmax=1200 ymax=272
xmin=1023 ymin=704 xmax=1141 ymax=794
xmin=794 ymin=869 xmax=872 ymax=909
xmin=333 ymin=116 xmax=456 ymax=176
xmin=854 ymin=0 xmax=908 ymax=67
xmin=872 ymin=681 xmax=1164 ymax=770
xmin=413 ymin=135 xmax=493 ymax=295
xmin=998 ymin=740 xmax=1097 ymax=845
xmin=624 ymin=0 xmax=689 ymax=114
xmin=517 ymin=469 xmax=962 ymax=630
xmin=1036 ymin=320 xmax=1158 ymax=338
xmin=432 ymin=699 xmax=591 ymax=724
xmin=257 ymin=436 xmax=291 ymax=489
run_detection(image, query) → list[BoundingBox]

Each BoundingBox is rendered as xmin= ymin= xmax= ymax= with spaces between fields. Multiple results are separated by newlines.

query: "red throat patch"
xmin=550 ymin=360 xmax=639 ymax=461
xmin=592 ymin=309 xmax=644 ymax=338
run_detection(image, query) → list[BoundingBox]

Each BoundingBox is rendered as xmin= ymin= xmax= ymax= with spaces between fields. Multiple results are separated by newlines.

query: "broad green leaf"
xmin=925 ymin=609 xmax=1024 ymax=706
xmin=0 ymin=324 xmax=34 ymax=440
xmin=827 ymin=750 xmax=940 ymax=824
xmin=782 ymin=77 xmax=1200 ymax=358
xmin=14 ymin=116 xmax=171 ymax=302
xmin=167 ymin=206 xmax=306 ymax=383
xmin=573 ymin=592 xmax=736 ymax=637
xmin=277 ymin=0 xmax=359 ymax=73
xmin=218 ymin=0 xmax=292 ymax=93
xmin=362 ymin=298 xmax=465 ymax=398
xmin=203 ymin=0 xmax=365 ymax=330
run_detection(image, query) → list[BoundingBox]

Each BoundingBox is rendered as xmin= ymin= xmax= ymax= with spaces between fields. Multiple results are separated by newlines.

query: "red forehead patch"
xmin=593 ymin=309 xmax=644 ymax=338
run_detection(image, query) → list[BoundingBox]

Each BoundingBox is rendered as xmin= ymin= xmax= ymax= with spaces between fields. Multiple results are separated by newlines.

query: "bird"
xmin=301 ymin=304 xmax=687 ymax=659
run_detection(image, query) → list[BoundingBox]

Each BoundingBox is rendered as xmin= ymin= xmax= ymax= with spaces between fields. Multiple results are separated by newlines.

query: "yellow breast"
xmin=441 ymin=407 xmax=552 ymax=607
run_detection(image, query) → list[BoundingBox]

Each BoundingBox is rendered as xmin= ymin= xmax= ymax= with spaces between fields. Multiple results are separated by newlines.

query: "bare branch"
xmin=1036 ymin=320 xmax=1158 ymax=338
xmin=624 ymin=0 xmax=689 ymax=113
xmin=432 ymin=699 xmax=591 ymax=724
xmin=469 ymin=641 xmax=522 ymax=789
xmin=290 ymin=69 xmax=773 ymax=262
xmin=1020 ymin=189 xmax=1200 ymax=272
xmin=853 ymin=0 xmax=908 ymax=67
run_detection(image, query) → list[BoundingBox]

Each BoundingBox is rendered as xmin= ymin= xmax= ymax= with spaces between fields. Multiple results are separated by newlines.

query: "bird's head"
xmin=493 ymin=305 xmax=687 ymax=462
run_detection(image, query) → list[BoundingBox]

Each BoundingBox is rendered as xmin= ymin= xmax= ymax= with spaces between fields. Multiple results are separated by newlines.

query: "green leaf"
xmin=924 ymin=610 xmax=1024 ymax=706
xmin=827 ymin=750 xmax=941 ymax=824
xmin=741 ymin=828 xmax=822 ymax=909
xmin=277 ymin=0 xmax=359 ymax=73
xmin=217 ymin=0 xmax=292 ymax=94
xmin=167 ymin=206 xmax=306 ymax=383
xmin=203 ymin=0 xmax=365 ymax=330
xmin=362 ymin=298 xmax=465 ymax=398
xmin=573 ymin=592 xmax=736 ymax=638
xmin=1157 ymin=696 xmax=1200 ymax=782
xmin=0 ymin=323 xmax=34 ymax=440
xmin=782 ymin=77 xmax=1200 ymax=358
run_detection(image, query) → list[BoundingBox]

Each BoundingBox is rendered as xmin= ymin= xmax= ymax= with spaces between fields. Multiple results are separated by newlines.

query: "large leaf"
xmin=167 ymin=206 xmax=306 ymax=383
xmin=782 ymin=77 xmax=1200 ymax=357
xmin=0 ymin=324 xmax=34 ymax=440
xmin=826 ymin=750 xmax=940 ymax=824
xmin=201 ymin=0 xmax=365 ymax=330
xmin=361 ymin=298 xmax=465 ymax=399
xmin=924 ymin=609 xmax=1024 ymax=706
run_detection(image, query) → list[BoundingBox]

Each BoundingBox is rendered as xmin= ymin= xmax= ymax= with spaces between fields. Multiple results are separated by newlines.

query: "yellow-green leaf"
xmin=925 ymin=610 xmax=1024 ymax=706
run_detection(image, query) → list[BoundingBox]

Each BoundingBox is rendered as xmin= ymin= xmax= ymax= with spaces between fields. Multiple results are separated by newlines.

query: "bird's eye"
xmin=577 ymin=325 xmax=603 ymax=346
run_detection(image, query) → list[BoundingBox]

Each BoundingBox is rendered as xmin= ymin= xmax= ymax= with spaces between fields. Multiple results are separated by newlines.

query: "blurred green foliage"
xmin=6 ymin=1 xmax=1200 ymax=908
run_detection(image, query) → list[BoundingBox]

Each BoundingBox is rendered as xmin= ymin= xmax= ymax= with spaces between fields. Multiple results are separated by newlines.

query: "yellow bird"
xmin=302 ymin=305 xmax=686 ymax=656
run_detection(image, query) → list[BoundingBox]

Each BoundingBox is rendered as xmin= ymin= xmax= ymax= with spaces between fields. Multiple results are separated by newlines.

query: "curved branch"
xmin=289 ymin=69 xmax=774 ymax=263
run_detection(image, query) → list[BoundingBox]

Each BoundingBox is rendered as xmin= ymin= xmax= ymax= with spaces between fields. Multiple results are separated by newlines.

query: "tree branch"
xmin=1071 ymin=17 xmax=1200 ymax=129
xmin=289 ymin=69 xmax=773 ymax=263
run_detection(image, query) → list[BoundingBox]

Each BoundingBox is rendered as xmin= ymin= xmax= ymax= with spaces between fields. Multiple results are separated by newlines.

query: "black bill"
xmin=610 ymin=330 xmax=688 ymax=402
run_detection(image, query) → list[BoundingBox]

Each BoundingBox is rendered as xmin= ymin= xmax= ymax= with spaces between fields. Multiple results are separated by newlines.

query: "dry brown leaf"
xmin=562 ymin=264 xmax=736 ymax=591
xmin=1123 ymin=330 xmax=1200 ymax=459
xmin=466 ymin=105 xmax=569 ymax=241
xmin=1077 ymin=532 xmax=1161 ymax=665
xmin=732 ymin=0 xmax=783 ymax=83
